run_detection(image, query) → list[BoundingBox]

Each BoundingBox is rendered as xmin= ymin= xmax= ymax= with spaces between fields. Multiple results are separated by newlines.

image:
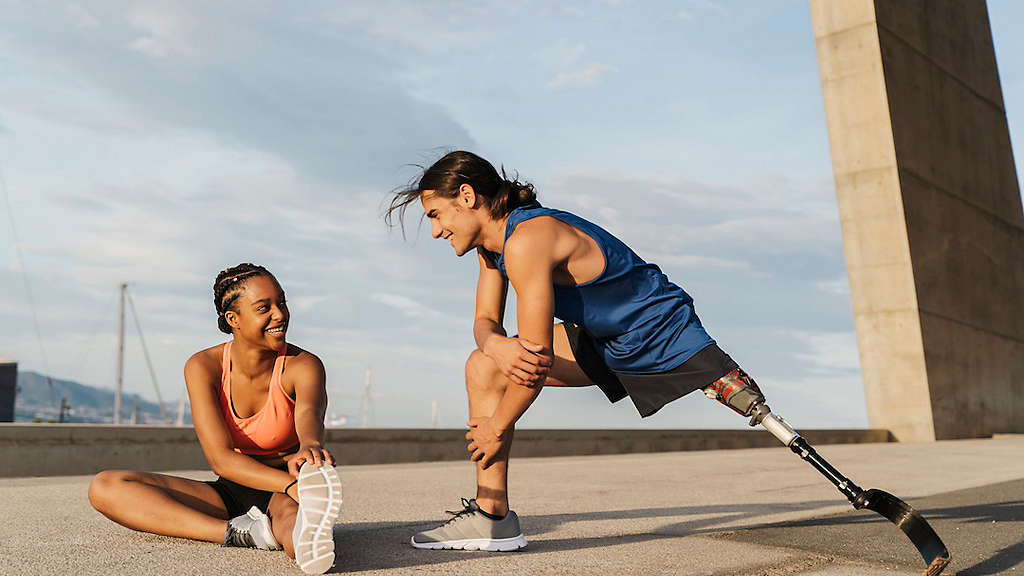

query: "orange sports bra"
xmin=219 ymin=341 xmax=300 ymax=456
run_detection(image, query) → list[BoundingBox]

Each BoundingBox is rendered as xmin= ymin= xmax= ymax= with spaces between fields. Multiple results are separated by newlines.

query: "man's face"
xmin=421 ymin=188 xmax=481 ymax=257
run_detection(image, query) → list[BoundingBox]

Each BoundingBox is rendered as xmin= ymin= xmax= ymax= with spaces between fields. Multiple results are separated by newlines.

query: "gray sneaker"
xmin=223 ymin=506 xmax=282 ymax=550
xmin=411 ymin=498 xmax=527 ymax=551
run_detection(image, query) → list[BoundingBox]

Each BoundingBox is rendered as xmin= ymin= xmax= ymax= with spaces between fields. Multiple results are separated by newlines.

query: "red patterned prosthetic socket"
xmin=704 ymin=369 xmax=765 ymax=417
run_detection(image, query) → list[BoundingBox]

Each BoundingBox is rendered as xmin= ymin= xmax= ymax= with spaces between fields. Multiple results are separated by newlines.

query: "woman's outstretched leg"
xmin=88 ymin=470 xmax=228 ymax=543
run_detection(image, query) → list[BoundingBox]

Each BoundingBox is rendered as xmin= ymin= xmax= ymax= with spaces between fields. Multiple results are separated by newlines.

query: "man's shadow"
xmin=324 ymin=499 xmax=840 ymax=573
xmin=324 ymin=498 xmax=1024 ymax=574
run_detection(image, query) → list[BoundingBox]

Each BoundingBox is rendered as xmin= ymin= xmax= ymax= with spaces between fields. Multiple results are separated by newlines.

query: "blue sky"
xmin=1 ymin=1 xmax=1021 ymax=429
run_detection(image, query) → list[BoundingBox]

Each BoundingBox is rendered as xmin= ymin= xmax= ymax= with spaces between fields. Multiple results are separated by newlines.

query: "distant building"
xmin=0 ymin=360 xmax=16 ymax=422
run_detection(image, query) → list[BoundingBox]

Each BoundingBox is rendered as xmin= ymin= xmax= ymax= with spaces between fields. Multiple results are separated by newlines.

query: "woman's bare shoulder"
xmin=284 ymin=344 xmax=325 ymax=378
xmin=185 ymin=343 xmax=226 ymax=376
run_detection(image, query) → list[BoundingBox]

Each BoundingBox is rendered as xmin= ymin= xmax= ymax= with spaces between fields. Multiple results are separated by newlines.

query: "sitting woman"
xmin=88 ymin=263 xmax=343 ymax=575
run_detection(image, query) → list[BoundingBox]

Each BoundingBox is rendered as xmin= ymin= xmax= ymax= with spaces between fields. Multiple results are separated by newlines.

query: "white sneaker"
xmin=224 ymin=506 xmax=282 ymax=550
xmin=292 ymin=463 xmax=343 ymax=574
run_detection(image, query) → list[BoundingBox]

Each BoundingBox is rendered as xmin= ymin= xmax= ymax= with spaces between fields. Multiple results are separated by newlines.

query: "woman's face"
xmin=227 ymin=274 xmax=289 ymax=349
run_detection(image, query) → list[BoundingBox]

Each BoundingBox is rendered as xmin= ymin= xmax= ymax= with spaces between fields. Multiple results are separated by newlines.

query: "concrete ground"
xmin=1 ymin=436 xmax=1022 ymax=576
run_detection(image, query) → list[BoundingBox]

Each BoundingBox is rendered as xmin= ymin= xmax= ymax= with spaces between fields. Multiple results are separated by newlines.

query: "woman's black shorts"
xmin=562 ymin=322 xmax=740 ymax=418
xmin=204 ymin=465 xmax=287 ymax=518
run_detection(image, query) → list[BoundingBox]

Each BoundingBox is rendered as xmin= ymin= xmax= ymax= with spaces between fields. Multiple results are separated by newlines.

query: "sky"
xmin=1 ymin=1 xmax=1022 ymax=429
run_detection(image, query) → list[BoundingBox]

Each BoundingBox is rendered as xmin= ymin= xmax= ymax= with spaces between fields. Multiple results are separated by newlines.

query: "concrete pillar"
xmin=810 ymin=0 xmax=1024 ymax=441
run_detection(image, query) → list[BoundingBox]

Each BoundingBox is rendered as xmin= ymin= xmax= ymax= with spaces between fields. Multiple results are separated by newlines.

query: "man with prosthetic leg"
xmin=388 ymin=151 xmax=948 ymax=575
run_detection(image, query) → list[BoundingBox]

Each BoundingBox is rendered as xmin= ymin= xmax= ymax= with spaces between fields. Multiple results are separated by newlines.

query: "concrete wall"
xmin=0 ymin=424 xmax=893 ymax=478
xmin=809 ymin=0 xmax=1023 ymax=441
xmin=0 ymin=362 xmax=15 ymax=423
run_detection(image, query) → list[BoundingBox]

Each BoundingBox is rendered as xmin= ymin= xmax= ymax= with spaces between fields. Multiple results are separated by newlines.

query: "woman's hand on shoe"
xmin=287 ymin=444 xmax=335 ymax=477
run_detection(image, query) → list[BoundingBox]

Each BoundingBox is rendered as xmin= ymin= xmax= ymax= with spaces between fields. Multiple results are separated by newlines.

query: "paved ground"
xmin=1 ymin=436 xmax=1022 ymax=575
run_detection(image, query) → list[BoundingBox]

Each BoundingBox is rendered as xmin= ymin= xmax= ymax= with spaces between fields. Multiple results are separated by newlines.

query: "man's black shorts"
xmin=562 ymin=322 xmax=739 ymax=417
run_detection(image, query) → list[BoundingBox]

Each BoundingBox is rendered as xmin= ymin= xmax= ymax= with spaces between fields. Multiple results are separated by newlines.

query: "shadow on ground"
xmin=716 ymin=478 xmax=1024 ymax=576
xmin=324 ymin=479 xmax=1024 ymax=574
xmin=325 ymin=499 xmax=839 ymax=573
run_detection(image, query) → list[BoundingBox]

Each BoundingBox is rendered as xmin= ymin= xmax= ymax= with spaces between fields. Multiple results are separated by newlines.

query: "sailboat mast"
xmin=113 ymin=282 xmax=126 ymax=424
xmin=126 ymin=287 xmax=167 ymax=424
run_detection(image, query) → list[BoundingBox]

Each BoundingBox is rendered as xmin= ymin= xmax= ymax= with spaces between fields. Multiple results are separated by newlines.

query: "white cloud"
xmin=546 ymin=168 xmax=842 ymax=266
xmin=785 ymin=329 xmax=861 ymax=374
xmin=687 ymin=0 xmax=728 ymax=15
xmin=547 ymin=39 xmax=587 ymax=69
xmin=65 ymin=4 xmax=100 ymax=29
xmin=370 ymin=292 xmax=444 ymax=320
xmin=4 ymin=3 xmax=476 ymax=188
xmin=288 ymin=295 xmax=329 ymax=313
xmin=126 ymin=5 xmax=197 ymax=58
xmin=645 ymin=251 xmax=751 ymax=271
xmin=816 ymin=276 xmax=851 ymax=296
xmin=319 ymin=2 xmax=494 ymax=55
xmin=547 ymin=63 xmax=618 ymax=90
xmin=755 ymin=375 xmax=867 ymax=428
xmin=533 ymin=1 xmax=585 ymax=19
xmin=676 ymin=10 xmax=694 ymax=21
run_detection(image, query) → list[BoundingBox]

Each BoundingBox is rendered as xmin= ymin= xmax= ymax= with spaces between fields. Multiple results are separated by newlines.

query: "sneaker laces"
xmin=442 ymin=497 xmax=478 ymax=525
xmin=223 ymin=523 xmax=257 ymax=548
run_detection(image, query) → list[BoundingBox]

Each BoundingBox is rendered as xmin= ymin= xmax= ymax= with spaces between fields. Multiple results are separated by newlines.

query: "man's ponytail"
xmin=385 ymin=151 xmax=539 ymax=229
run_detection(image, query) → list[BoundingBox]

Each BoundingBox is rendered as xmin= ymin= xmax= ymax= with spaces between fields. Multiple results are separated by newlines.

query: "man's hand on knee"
xmin=482 ymin=336 xmax=553 ymax=387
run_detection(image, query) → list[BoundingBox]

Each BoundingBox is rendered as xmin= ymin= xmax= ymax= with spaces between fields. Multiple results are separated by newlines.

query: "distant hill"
xmin=14 ymin=371 xmax=188 ymax=424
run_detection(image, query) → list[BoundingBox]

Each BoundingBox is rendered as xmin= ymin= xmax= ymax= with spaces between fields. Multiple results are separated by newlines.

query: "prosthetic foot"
xmin=703 ymin=375 xmax=950 ymax=576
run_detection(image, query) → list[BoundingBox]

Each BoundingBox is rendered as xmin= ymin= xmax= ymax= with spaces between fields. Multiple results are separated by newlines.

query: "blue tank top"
xmin=482 ymin=203 xmax=714 ymax=374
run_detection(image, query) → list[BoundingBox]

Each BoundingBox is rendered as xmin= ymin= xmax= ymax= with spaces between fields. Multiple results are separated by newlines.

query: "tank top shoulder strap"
xmin=483 ymin=202 xmax=546 ymax=274
xmin=490 ymin=202 xmax=611 ymax=278
xmin=222 ymin=341 xmax=288 ymax=390
xmin=505 ymin=201 xmax=544 ymax=233
xmin=270 ymin=345 xmax=294 ymax=402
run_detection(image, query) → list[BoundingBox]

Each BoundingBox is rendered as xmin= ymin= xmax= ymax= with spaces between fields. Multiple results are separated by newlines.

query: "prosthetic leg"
xmin=704 ymin=371 xmax=951 ymax=576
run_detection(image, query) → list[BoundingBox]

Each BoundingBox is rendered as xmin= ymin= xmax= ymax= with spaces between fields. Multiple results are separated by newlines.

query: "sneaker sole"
xmin=409 ymin=534 xmax=528 ymax=552
xmin=294 ymin=464 xmax=343 ymax=574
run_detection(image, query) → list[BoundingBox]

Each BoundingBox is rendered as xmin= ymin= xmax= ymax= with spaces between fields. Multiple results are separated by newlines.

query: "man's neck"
xmin=480 ymin=213 xmax=511 ymax=254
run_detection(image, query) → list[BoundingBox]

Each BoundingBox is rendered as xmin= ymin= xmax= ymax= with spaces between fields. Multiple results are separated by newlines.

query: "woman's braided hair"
xmin=213 ymin=263 xmax=271 ymax=334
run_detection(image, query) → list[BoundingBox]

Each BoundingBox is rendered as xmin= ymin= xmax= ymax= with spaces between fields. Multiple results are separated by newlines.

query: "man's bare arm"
xmin=473 ymin=249 xmax=551 ymax=387
xmin=473 ymin=250 xmax=509 ymax=353
xmin=488 ymin=227 xmax=557 ymax=434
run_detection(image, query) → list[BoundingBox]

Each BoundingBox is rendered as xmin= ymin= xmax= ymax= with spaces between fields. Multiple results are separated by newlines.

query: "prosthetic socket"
xmin=703 ymin=369 xmax=765 ymax=419
xmin=704 ymin=369 xmax=796 ymax=443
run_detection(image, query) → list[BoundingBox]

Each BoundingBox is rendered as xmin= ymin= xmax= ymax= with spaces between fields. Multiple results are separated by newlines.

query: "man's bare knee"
xmin=465 ymin=350 xmax=505 ymax=395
